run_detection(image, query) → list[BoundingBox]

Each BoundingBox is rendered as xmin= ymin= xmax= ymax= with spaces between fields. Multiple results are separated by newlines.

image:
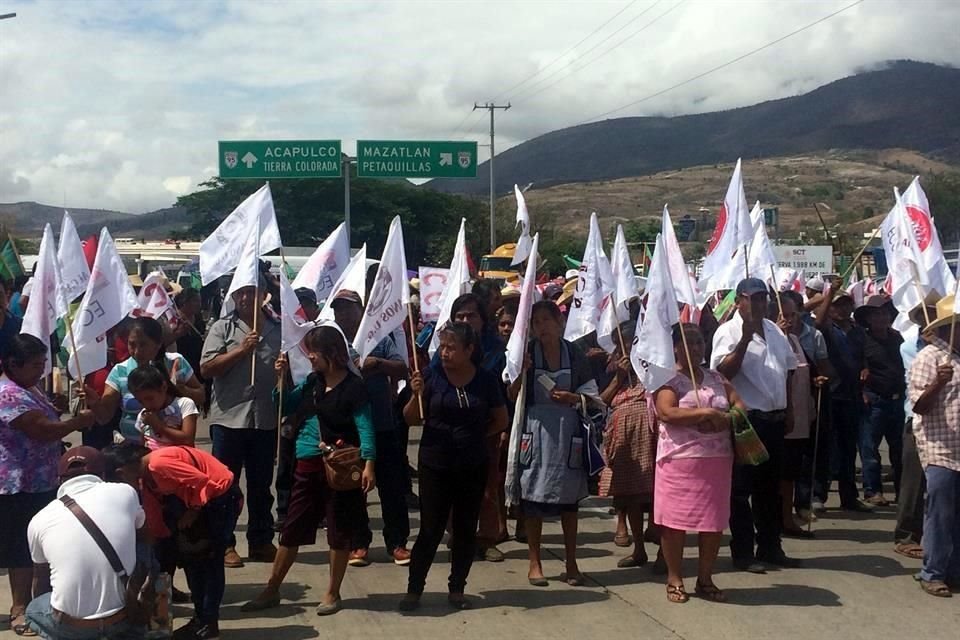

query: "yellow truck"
xmin=478 ymin=243 xmax=521 ymax=284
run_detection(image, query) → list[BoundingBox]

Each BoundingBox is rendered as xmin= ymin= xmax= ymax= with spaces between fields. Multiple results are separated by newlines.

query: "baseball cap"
xmin=330 ymin=290 xmax=362 ymax=307
xmin=58 ymin=446 xmax=105 ymax=480
xmin=736 ymin=278 xmax=769 ymax=297
xmin=294 ymin=287 xmax=318 ymax=306
xmin=805 ymin=277 xmax=825 ymax=292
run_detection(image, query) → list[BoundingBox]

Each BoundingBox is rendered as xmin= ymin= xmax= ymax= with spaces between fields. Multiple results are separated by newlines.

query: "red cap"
xmin=58 ymin=446 xmax=105 ymax=480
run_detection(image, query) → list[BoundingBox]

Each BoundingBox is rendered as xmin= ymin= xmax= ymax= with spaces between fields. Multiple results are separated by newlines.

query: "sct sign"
xmin=773 ymin=245 xmax=833 ymax=272
xmin=356 ymin=140 xmax=478 ymax=179
xmin=219 ymin=140 xmax=342 ymax=179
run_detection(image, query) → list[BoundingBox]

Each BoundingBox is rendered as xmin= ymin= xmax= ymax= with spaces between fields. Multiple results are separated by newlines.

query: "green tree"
xmin=926 ymin=172 xmax=960 ymax=242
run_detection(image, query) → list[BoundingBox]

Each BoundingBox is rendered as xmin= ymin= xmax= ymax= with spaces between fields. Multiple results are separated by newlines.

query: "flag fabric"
xmin=505 ymin=233 xmax=540 ymax=384
xmin=222 ymin=220 xmax=263 ymax=314
xmin=611 ymin=225 xmax=637 ymax=321
xmin=901 ymin=176 xmax=956 ymax=296
xmin=292 ymin=222 xmax=350 ymax=303
xmin=661 ymin=205 xmax=702 ymax=308
xmin=846 ymin=270 xmax=865 ymax=308
xmin=430 ymin=218 xmax=472 ymax=355
xmin=511 ymin=184 xmax=533 ymax=266
xmin=199 ymin=183 xmax=281 ymax=286
xmin=630 ymin=233 xmax=679 ymax=392
xmin=596 ymin=293 xmax=621 ymax=354
xmin=353 ymin=217 xmax=409 ymax=361
xmin=713 ymin=289 xmax=737 ymax=321
xmin=68 ymin=229 xmax=140 ymax=378
xmin=20 ymin=225 xmax=69 ymax=376
xmin=133 ymin=272 xmax=174 ymax=319
xmin=564 ymin=212 xmax=614 ymax=342
xmin=880 ymin=187 xmax=930 ymax=313
xmin=318 ymin=244 xmax=368 ymax=322
xmin=1 ymin=237 xmax=25 ymax=280
xmin=279 ymin=266 xmax=314 ymax=354
xmin=699 ymin=158 xmax=753 ymax=293
xmin=81 ymin=235 xmax=98 ymax=270
xmin=57 ymin=211 xmax=92 ymax=303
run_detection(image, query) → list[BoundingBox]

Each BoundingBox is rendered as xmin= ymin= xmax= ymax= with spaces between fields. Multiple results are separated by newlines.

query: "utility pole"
xmin=342 ymin=153 xmax=353 ymax=247
xmin=473 ymin=102 xmax=510 ymax=252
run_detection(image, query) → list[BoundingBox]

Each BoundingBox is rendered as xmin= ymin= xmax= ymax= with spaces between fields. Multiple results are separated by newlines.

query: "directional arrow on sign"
xmin=242 ymin=152 xmax=258 ymax=168
xmin=439 ymin=152 xmax=453 ymax=167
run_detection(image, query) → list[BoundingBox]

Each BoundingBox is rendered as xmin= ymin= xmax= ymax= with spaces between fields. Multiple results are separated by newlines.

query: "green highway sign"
xmin=218 ymin=140 xmax=342 ymax=179
xmin=356 ymin=140 xmax=478 ymax=179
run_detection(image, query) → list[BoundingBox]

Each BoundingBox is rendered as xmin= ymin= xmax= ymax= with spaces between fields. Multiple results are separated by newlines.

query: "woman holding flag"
xmin=507 ymin=300 xmax=600 ymax=587
xmin=653 ymin=323 xmax=745 ymax=603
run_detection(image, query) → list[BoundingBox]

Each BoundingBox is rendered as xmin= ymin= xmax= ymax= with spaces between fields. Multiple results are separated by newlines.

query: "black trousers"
xmin=275 ymin=433 xmax=296 ymax=521
xmin=829 ymin=397 xmax=862 ymax=507
xmin=407 ymin=462 xmax=487 ymax=595
xmin=352 ymin=430 xmax=411 ymax=552
xmin=895 ymin=419 xmax=926 ymax=545
xmin=730 ymin=411 xmax=785 ymax=561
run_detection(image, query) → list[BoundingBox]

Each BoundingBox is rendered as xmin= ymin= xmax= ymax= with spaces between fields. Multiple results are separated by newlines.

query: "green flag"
xmin=1 ymin=239 xmax=24 ymax=280
xmin=562 ymin=254 xmax=582 ymax=270
xmin=712 ymin=289 xmax=737 ymax=321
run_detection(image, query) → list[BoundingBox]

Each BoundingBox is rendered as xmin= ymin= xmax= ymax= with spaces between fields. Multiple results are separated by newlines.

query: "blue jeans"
xmin=26 ymin=593 xmax=144 ymax=640
xmin=182 ymin=487 xmax=241 ymax=624
xmin=920 ymin=465 xmax=960 ymax=583
xmin=211 ymin=425 xmax=276 ymax=547
xmin=859 ymin=392 xmax=904 ymax=499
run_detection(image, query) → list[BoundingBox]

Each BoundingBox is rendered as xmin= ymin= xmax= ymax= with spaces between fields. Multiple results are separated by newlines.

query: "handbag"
xmin=578 ymin=395 xmax=607 ymax=476
xmin=729 ymin=407 xmax=770 ymax=466
xmin=324 ymin=444 xmax=364 ymax=491
xmin=59 ymin=495 xmax=152 ymax=626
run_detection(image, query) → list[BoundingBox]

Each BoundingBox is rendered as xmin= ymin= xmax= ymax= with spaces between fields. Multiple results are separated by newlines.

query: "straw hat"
xmin=908 ymin=291 xmax=942 ymax=328
xmin=922 ymin=295 xmax=960 ymax=335
xmin=557 ymin=277 xmax=578 ymax=307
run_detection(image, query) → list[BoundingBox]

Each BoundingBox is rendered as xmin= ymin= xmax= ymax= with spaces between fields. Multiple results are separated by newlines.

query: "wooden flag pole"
xmin=770 ymin=265 xmax=784 ymax=320
xmin=808 ymin=384 xmax=823 ymax=534
xmin=276 ymin=360 xmax=285 ymax=459
xmin=837 ymin=225 xmax=882 ymax=284
xmin=407 ymin=301 xmax=424 ymax=420
xmin=677 ymin=323 xmax=702 ymax=408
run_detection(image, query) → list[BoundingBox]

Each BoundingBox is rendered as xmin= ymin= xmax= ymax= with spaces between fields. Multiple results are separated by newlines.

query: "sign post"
xmin=218 ymin=140 xmax=342 ymax=179
xmin=773 ymin=245 xmax=833 ymax=272
xmin=356 ymin=141 xmax=478 ymax=179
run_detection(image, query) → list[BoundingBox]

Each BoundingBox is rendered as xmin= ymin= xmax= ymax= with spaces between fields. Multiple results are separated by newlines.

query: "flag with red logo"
xmin=699 ymin=158 xmax=753 ymax=293
xmin=133 ymin=273 xmax=174 ymax=319
xmin=901 ymin=176 xmax=955 ymax=296
xmin=880 ymin=187 xmax=931 ymax=313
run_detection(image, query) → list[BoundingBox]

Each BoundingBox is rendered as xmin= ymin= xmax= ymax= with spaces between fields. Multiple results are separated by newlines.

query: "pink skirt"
xmin=654 ymin=456 xmax=732 ymax=533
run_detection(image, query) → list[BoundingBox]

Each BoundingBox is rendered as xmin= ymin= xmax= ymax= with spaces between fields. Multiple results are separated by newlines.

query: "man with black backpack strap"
xmin=26 ymin=446 xmax=147 ymax=639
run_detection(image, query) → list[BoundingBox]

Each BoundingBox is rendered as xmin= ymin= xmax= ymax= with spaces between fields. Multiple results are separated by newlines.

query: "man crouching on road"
xmin=26 ymin=446 xmax=146 ymax=639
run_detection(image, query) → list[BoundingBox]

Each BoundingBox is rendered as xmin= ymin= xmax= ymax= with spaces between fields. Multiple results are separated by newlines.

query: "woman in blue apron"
xmin=507 ymin=301 xmax=601 ymax=587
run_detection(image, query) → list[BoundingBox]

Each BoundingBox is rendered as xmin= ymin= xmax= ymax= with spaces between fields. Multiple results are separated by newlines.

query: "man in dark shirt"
xmin=854 ymin=295 xmax=905 ymax=506
xmin=814 ymin=290 xmax=873 ymax=512
xmin=0 ymin=280 xmax=23 ymax=366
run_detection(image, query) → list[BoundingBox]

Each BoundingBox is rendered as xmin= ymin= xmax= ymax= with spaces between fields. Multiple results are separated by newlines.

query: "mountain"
xmin=428 ymin=60 xmax=960 ymax=197
xmin=0 ymin=202 xmax=191 ymax=239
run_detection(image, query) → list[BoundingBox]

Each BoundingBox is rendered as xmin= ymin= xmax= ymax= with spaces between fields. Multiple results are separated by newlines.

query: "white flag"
xmin=58 ymin=211 xmax=91 ymax=303
xmin=846 ymin=270 xmax=865 ymax=308
xmin=318 ymin=245 xmax=368 ymax=321
xmin=21 ymin=225 xmax=69 ymax=376
xmin=417 ymin=266 xmax=449 ymax=322
xmin=279 ymin=266 xmax=314 ymax=354
xmin=596 ymin=292 xmax=621 ymax=354
xmin=505 ymin=233 xmax=540 ymax=383
xmin=223 ymin=219 xmax=263 ymax=313
xmin=430 ymin=218 xmax=472 ymax=355
xmin=631 ymin=234 xmax=679 ymax=392
xmin=727 ymin=201 xmax=778 ymax=285
xmin=699 ymin=158 xmax=753 ymax=293
xmin=134 ymin=272 xmax=174 ymax=319
xmin=661 ymin=205 xmax=701 ymax=308
xmin=511 ymin=184 xmax=533 ymax=266
xmin=611 ymin=225 xmax=637 ymax=321
xmin=564 ymin=212 xmax=614 ymax=341
xmin=353 ymin=217 xmax=409 ymax=360
xmin=292 ymin=222 xmax=350 ymax=303
xmin=902 ymin=176 xmax=956 ymax=296
xmin=199 ymin=183 xmax=281 ymax=285
xmin=68 ymin=229 xmax=140 ymax=378
xmin=881 ymin=187 xmax=930 ymax=313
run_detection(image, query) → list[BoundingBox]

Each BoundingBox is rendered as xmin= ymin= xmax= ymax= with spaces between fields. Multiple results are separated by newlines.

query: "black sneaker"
xmin=175 ymin=621 xmax=219 ymax=640
xmin=171 ymin=587 xmax=191 ymax=604
xmin=757 ymin=550 xmax=803 ymax=568
xmin=732 ymin=558 xmax=766 ymax=574
xmin=172 ymin=618 xmax=202 ymax=640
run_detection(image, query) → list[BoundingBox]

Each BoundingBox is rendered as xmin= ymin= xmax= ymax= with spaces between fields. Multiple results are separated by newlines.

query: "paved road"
xmin=4 ymin=422 xmax=959 ymax=640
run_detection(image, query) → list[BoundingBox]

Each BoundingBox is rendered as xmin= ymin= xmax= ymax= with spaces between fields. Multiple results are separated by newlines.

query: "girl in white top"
xmin=128 ymin=364 xmax=199 ymax=450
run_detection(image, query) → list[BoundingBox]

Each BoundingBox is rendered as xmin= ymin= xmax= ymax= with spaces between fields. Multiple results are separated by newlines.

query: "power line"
xmin=515 ymin=0 xmax=688 ymax=105
xmin=451 ymin=0 xmax=643 ymax=139
xmin=575 ymin=0 xmax=866 ymax=125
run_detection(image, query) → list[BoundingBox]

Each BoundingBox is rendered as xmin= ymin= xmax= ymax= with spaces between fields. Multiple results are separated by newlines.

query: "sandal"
xmin=614 ymin=533 xmax=633 ymax=547
xmin=920 ymin=579 xmax=952 ymax=598
xmin=562 ymin=572 xmax=587 ymax=586
xmin=894 ymin=543 xmax=924 ymax=560
xmin=617 ymin=550 xmax=649 ymax=568
xmin=11 ymin=613 xmax=37 ymax=637
xmin=695 ymin=580 xmax=728 ymax=603
xmin=666 ymin=583 xmax=689 ymax=604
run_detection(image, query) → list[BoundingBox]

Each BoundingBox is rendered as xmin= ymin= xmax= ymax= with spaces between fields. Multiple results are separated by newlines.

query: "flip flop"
xmin=666 ymin=583 xmax=689 ymax=604
xmin=920 ymin=579 xmax=952 ymax=598
xmin=11 ymin=613 xmax=37 ymax=637
xmin=614 ymin=533 xmax=633 ymax=547
xmin=894 ymin=543 xmax=924 ymax=560
xmin=562 ymin=572 xmax=587 ymax=586
xmin=695 ymin=580 xmax=728 ymax=603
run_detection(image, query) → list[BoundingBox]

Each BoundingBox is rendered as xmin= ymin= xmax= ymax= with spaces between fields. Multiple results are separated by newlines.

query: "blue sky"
xmin=0 ymin=0 xmax=957 ymax=212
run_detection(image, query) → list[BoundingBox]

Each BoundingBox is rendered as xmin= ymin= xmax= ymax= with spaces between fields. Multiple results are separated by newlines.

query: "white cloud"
xmin=0 ymin=0 xmax=957 ymax=213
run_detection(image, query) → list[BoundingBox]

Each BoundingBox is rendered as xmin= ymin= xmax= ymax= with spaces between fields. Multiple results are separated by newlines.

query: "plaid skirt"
xmin=599 ymin=384 xmax=656 ymax=502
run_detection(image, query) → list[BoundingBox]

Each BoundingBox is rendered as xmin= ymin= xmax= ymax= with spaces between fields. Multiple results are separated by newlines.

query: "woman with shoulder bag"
xmin=399 ymin=323 xmax=508 ymax=611
xmin=241 ymin=324 xmax=375 ymax=617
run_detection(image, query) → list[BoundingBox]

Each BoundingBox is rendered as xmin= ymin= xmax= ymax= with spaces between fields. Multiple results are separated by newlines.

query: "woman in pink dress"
xmin=653 ymin=323 xmax=745 ymax=604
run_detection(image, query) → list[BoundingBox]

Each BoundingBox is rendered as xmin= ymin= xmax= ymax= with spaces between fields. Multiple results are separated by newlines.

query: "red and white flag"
xmin=21 ymin=224 xmax=69 ymax=375
xmin=134 ymin=273 xmax=174 ymax=319
xmin=901 ymin=176 xmax=955 ymax=296
xmin=846 ymin=270 xmax=866 ymax=308
xmin=880 ymin=187 xmax=930 ymax=313
xmin=699 ymin=159 xmax=753 ymax=293
xmin=631 ymin=233 xmax=679 ymax=392
xmin=565 ymin=212 xmax=615 ymax=342
xmin=353 ymin=217 xmax=409 ymax=361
